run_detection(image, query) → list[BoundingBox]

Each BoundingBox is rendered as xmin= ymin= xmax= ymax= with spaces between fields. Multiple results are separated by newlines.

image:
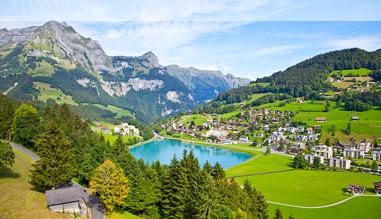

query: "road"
xmin=10 ymin=142 xmax=105 ymax=219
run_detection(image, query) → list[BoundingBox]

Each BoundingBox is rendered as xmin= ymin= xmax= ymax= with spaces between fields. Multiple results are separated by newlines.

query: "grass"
xmin=268 ymin=196 xmax=381 ymax=219
xmin=331 ymin=68 xmax=372 ymax=77
xmin=90 ymin=104 xmax=135 ymax=119
xmin=29 ymin=60 xmax=55 ymax=77
xmin=292 ymin=108 xmax=381 ymax=143
xmin=233 ymin=170 xmax=381 ymax=206
xmin=34 ymin=82 xmax=77 ymax=105
xmin=225 ymin=154 xmax=293 ymax=176
xmin=260 ymin=100 xmax=326 ymax=112
xmin=107 ymin=208 xmax=140 ymax=219
xmin=0 ymin=149 xmax=70 ymax=219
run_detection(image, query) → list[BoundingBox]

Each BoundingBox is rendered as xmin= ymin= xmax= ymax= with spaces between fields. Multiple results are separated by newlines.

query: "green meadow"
xmin=331 ymin=68 xmax=372 ymax=77
xmin=268 ymin=196 xmax=381 ymax=219
xmin=34 ymin=82 xmax=77 ymax=105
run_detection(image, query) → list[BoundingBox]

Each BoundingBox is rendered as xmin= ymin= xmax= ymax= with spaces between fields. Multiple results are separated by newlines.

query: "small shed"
xmin=46 ymin=186 xmax=84 ymax=213
xmin=374 ymin=181 xmax=381 ymax=194
xmin=315 ymin=117 xmax=326 ymax=122
xmin=351 ymin=116 xmax=360 ymax=121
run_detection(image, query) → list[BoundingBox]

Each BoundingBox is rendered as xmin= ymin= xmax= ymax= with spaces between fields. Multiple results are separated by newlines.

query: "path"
xmin=10 ymin=142 xmax=105 ymax=219
xmin=267 ymin=194 xmax=380 ymax=209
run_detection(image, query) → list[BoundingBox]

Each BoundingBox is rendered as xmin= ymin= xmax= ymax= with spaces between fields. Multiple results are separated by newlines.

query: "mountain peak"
xmin=141 ymin=51 xmax=160 ymax=67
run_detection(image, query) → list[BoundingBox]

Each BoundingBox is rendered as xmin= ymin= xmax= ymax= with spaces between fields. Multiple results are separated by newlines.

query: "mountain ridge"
xmin=0 ymin=20 xmax=250 ymax=124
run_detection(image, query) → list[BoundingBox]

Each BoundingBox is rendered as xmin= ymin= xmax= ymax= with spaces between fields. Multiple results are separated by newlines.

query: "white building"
xmin=358 ymin=142 xmax=372 ymax=152
xmin=315 ymin=145 xmax=333 ymax=159
xmin=343 ymin=147 xmax=365 ymax=159
xmin=304 ymin=154 xmax=324 ymax=164
xmin=373 ymin=149 xmax=381 ymax=161
xmin=328 ymin=157 xmax=351 ymax=169
xmin=114 ymin=123 xmax=140 ymax=136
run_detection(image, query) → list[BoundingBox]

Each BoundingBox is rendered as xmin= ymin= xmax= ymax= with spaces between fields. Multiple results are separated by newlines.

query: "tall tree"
xmin=0 ymin=141 xmax=15 ymax=171
xmin=30 ymin=123 xmax=75 ymax=190
xmin=371 ymin=160 xmax=378 ymax=172
xmin=161 ymin=155 xmax=188 ymax=219
xmin=313 ymin=156 xmax=321 ymax=169
xmin=347 ymin=122 xmax=351 ymax=135
xmin=12 ymin=104 xmax=41 ymax=149
xmin=293 ymin=152 xmax=307 ymax=169
xmin=89 ymin=160 xmax=129 ymax=212
xmin=0 ymin=94 xmax=16 ymax=140
xmin=211 ymin=162 xmax=225 ymax=181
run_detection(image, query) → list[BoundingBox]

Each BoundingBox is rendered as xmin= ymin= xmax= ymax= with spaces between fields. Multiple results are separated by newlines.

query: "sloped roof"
xmin=46 ymin=186 xmax=82 ymax=206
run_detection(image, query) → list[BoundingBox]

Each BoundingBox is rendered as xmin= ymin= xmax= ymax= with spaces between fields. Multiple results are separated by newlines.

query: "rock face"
xmin=0 ymin=20 xmax=250 ymax=123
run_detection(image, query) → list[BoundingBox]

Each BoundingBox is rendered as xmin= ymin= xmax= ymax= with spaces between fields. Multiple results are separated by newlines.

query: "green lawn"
xmin=0 ymin=149 xmax=70 ymax=219
xmin=268 ymin=196 xmax=381 ymax=219
xmin=292 ymin=108 xmax=381 ymax=143
xmin=233 ymin=170 xmax=381 ymax=206
xmin=34 ymin=82 xmax=77 ymax=105
xmin=91 ymin=104 xmax=135 ymax=119
xmin=108 ymin=208 xmax=140 ymax=219
xmin=225 ymin=154 xmax=293 ymax=176
xmin=260 ymin=100 xmax=326 ymax=112
xmin=331 ymin=68 xmax=372 ymax=77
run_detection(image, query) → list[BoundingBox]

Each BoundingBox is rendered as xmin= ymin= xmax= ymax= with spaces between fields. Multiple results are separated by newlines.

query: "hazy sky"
xmin=1 ymin=0 xmax=381 ymax=79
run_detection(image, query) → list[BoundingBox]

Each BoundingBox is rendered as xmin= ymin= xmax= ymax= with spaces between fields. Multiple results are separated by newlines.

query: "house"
xmin=304 ymin=154 xmax=324 ymax=164
xmin=373 ymin=149 xmax=381 ymax=161
xmin=343 ymin=147 xmax=365 ymax=158
xmin=315 ymin=117 xmax=326 ymax=122
xmin=315 ymin=145 xmax=333 ymax=159
xmin=358 ymin=142 xmax=372 ymax=152
xmin=114 ymin=123 xmax=140 ymax=136
xmin=374 ymin=181 xmax=381 ymax=194
xmin=46 ymin=186 xmax=87 ymax=215
xmin=328 ymin=157 xmax=351 ymax=169
xmin=238 ymin=136 xmax=249 ymax=143
xmin=289 ymin=146 xmax=303 ymax=155
xmin=351 ymin=116 xmax=360 ymax=121
xmin=348 ymin=184 xmax=365 ymax=194
xmin=100 ymin=126 xmax=111 ymax=134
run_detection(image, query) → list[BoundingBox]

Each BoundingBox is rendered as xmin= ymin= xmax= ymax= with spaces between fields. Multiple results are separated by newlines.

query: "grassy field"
xmin=108 ymin=208 xmax=140 ymax=219
xmin=331 ymin=68 xmax=372 ymax=77
xmin=34 ymin=82 xmax=77 ymax=105
xmin=268 ymin=196 xmax=381 ymax=219
xmin=90 ymin=104 xmax=135 ymax=119
xmin=225 ymin=154 xmax=293 ymax=176
xmin=0 ymin=149 xmax=70 ymax=219
xmin=292 ymin=108 xmax=381 ymax=143
xmin=29 ymin=61 xmax=55 ymax=77
xmin=260 ymin=100 xmax=326 ymax=112
xmin=233 ymin=170 xmax=381 ymax=206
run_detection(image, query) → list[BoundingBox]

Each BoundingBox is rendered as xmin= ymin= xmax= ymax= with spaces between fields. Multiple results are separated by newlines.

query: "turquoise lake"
xmin=130 ymin=140 xmax=251 ymax=169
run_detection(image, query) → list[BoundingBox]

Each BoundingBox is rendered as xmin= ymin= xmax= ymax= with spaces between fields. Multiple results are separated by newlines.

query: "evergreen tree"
xmin=347 ymin=122 xmax=351 ymax=135
xmin=265 ymin=146 xmax=271 ymax=155
xmin=243 ymin=179 xmax=268 ymax=219
xmin=274 ymin=207 xmax=283 ymax=219
xmin=371 ymin=160 xmax=378 ymax=172
xmin=313 ymin=156 xmax=321 ymax=169
xmin=0 ymin=141 xmax=15 ymax=170
xmin=161 ymin=155 xmax=188 ymax=219
xmin=203 ymin=160 xmax=212 ymax=174
xmin=196 ymin=171 xmax=218 ymax=219
xmin=211 ymin=162 xmax=226 ymax=181
xmin=30 ymin=123 xmax=75 ymax=190
xmin=89 ymin=160 xmax=129 ymax=212
xmin=0 ymin=94 xmax=15 ymax=140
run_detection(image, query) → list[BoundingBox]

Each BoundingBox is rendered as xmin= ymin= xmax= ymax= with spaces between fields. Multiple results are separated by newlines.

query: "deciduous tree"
xmin=89 ymin=160 xmax=129 ymax=212
xmin=12 ymin=104 xmax=41 ymax=149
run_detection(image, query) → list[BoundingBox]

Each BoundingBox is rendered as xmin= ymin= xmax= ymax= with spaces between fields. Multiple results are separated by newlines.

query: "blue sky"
xmin=0 ymin=0 xmax=381 ymax=79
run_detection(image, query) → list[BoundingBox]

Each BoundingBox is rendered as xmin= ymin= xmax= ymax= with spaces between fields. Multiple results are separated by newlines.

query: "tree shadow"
xmin=0 ymin=167 xmax=21 ymax=179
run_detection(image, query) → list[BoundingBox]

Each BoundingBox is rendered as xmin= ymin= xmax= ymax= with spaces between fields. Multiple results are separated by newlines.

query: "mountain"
xmin=0 ymin=21 xmax=249 ymax=124
xmin=203 ymin=48 xmax=381 ymax=109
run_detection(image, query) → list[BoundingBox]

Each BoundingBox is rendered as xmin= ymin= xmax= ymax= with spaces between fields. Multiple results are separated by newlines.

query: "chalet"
xmin=289 ymin=146 xmax=303 ymax=155
xmin=348 ymin=184 xmax=365 ymax=194
xmin=244 ymin=130 xmax=251 ymax=135
xmin=373 ymin=149 xmax=381 ymax=161
xmin=287 ymin=126 xmax=297 ymax=133
xmin=343 ymin=147 xmax=365 ymax=158
xmin=304 ymin=154 xmax=324 ymax=164
xmin=211 ymin=113 xmax=218 ymax=117
xmin=238 ymin=136 xmax=249 ymax=143
xmin=313 ymin=125 xmax=321 ymax=130
xmin=46 ymin=186 xmax=87 ymax=215
xmin=373 ymin=181 xmax=381 ymax=194
xmin=100 ymin=126 xmax=111 ymax=134
xmin=351 ymin=116 xmax=360 ymax=121
xmin=328 ymin=157 xmax=351 ymax=169
xmin=315 ymin=117 xmax=326 ymax=122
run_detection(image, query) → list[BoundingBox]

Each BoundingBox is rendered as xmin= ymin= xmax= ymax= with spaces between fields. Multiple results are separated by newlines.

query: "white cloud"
xmin=328 ymin=36 xmax=381 ymax=51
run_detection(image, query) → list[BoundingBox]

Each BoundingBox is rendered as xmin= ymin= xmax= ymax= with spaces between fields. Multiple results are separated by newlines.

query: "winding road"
xmin=10 ymin=142 xmax=105 ymax=219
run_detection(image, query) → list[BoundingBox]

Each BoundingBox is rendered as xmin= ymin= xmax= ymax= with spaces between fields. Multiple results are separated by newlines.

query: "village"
xmin=161 ymin=108 xmax=381 ymax=172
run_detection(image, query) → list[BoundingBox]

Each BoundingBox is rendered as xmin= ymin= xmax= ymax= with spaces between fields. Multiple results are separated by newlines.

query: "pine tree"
xmin=89 ymin=160 xmax=129 ymax=212
xmin=371 ymin=160 xmax=378 ymax=172
xmin=161 ymin=155 xmax=188 ymax=219
xmin=274 ymin=207 xmax=283 ymax=219
xmin=196 ymin=170 xmax=218 ymax=219
xmin=30 ymin=123 xmax=75 ymax=190
xmin=211 ymin=162 xmax=225 ymax=180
